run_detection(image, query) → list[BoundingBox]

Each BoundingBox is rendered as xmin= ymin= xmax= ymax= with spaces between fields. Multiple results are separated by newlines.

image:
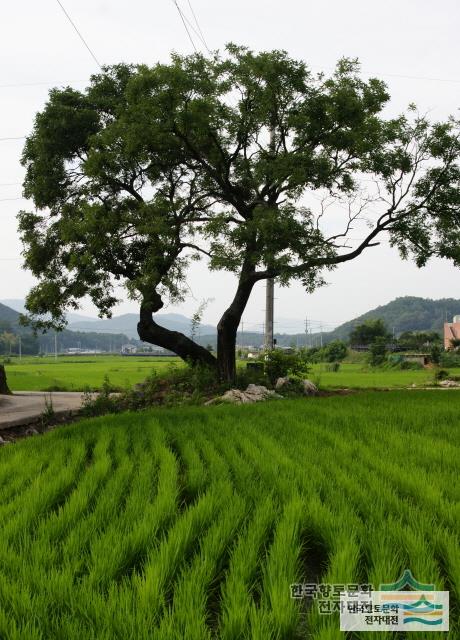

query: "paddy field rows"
xmin=4 ymin=355 xmax=459 ymax=391
xmin=0 ymin=391 xmax=458 ymax=639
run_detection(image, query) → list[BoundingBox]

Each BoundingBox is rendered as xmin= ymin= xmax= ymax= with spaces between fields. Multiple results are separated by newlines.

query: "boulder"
xmin=275 ymin=376 xmax=290 ymax=390
xmin=302 ymin=379 xmax=319 ymax=396
xmin=205 ymin=384 xmax=282 ymax=405
xmin=275 ymin=377 xmax=318 ymax=396
xmin=439 ymin=379 xmax=460 ymax=388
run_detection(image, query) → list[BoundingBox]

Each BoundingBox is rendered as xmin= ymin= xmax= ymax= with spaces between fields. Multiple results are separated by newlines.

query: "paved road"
xmin=0 ymin=392 xmax=87 ymax=429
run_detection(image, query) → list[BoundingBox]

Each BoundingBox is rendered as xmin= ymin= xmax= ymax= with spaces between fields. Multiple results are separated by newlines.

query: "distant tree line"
xmin=0 ymin=318 xmax=134 ymax=356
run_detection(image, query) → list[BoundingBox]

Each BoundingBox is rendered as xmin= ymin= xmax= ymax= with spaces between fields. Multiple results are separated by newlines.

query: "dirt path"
xmin=0 ymin=391 xmax=87 ymax=430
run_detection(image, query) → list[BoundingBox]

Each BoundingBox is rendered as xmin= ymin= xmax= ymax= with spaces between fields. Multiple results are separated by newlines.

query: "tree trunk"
xmin=0 ymin=364 xmax=11 ymax=395
xmin=216 ymin=269 xmax=257 ymax=382
xmin=137 ymin=293 xmax=217 ymax=370
xmin=217 ymin=321 xmax=238 ymax=382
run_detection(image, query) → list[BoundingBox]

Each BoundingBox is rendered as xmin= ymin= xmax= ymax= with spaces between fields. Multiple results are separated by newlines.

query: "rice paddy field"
xmin=0 ymin=390 xmax=458 ymax=639
xmin=4 ymin=355 xmax=459 ymax=391
xmin=3 ymin=355 xmax=180 ymax=392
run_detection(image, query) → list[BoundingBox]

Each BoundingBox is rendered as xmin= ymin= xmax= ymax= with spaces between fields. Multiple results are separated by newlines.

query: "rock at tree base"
xmin=439 ymin=379 xmax=460 ymax=388
xmin=0 ymin=365 xmax=11 ymax=395
xmin=205 ymin=384 xmax=282 ymax=405
xmin=275 ymin=377 xmax=318 ymax=396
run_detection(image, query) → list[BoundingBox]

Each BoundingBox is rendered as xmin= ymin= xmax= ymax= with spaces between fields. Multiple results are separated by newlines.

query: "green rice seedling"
xmin=1 ymin=438 xmax=89 ymax=549
xmin=0 ymin=391 xmax=458 ymax=638
xmin=219 ymin=495 xmax=278 ymax=640
xmin=134 ymin=483 xmax=229 ymax=626
xmin=168 ymin=430 xmax=209 ymax=499
xmin=85 ymin=433 xmax=179 ymax=590
xmin=248 ymin=496 xmax=310 ymax=640
xmin=155 ymin=490 xmax=247 ymax=640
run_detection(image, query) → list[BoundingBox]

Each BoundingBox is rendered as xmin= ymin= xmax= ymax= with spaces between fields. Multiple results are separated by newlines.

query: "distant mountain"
xmin=0 ymin=299 xmax=216 ymax=344
xmin=0 ymin=302 xmax=134 ymax=355
xmin=69 ymin=312 xmax=216 ymax=339
xmin=3 ymin=296 xmax=459 ymax=352
xmin=0 ymin=302 xmax=20 ymax=325
xmin=233 ymin=296 xmax=460 ymax=349
xmin=0 ymin=299 xmax=98 ymax=325
xmin=327 ymin=296 xmax=460 ymax=342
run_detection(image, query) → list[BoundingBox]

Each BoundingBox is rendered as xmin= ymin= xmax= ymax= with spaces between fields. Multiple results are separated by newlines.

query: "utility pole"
xmin=54 ymin=333 xmax=58 ymax=360
xmin=264 ymin=278 xmax=274 ymax=350
xmin=264 ymin=126 xmax=276 ymax=352
xmin=305 ymin=317 xmax=309 ymax=348
xmin=19 ymin=336 xmax=22 ymax=360
xmin=320 ymin=323 xmax=323 ymax=348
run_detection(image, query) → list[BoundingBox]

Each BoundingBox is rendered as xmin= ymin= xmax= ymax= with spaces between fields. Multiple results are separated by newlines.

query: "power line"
xmin=0 ymin=136 xmax=25 ymax=142
xmin=186 ymin=0 xmax=211 ymax=52
xmin=55 ymin=0 xmax=102 ymax=69
xmin=172 ymin=1 xmax=198 ymax=52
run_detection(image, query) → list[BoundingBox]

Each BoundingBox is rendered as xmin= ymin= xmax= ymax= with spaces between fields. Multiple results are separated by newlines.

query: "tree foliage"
xmin=18 ymin=46 xmax=460 ymax=380
xmin=322 ymin=340 xmax=348 ymax=362
xmin=349 ymin=319 xmax=390 ymax=345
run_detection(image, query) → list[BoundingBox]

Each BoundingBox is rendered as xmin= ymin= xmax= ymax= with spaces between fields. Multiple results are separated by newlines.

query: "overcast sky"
xmin=1 ymin=0 xmax=459 ymax=332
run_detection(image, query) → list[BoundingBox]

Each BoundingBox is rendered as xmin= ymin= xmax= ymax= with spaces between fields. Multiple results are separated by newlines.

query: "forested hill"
xmin=226 ymin=296 xmax=460 ymax=348
xmin=0 ymin=303 xmax=134 ymax=355
xmin=0 ymin=302 xmax=20 ymax=325
xmin=328 ymin=296 xmax=460 ymax=342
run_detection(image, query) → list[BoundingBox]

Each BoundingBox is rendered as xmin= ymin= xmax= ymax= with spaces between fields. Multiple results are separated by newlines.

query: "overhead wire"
xmin=185 ymin=0 xmax=211 ymax=52
xmin=55 ymin=0 xmax=102 ymax=69
xmin=172 ymin=1 xmax=198 ymax=52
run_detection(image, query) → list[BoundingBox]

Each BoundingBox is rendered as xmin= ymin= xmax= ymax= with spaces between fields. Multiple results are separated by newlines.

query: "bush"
xmin=399 ymin=360 xmax=423 ymax=370
xmin=429 ymin=344 xmax=442 ymax=366
xmin=259 ymin=349 xmax=310 ymax=385
xmin=434 ymin=369 xmax=450 ymax=382
xmin=322 ymin=340 xmax=348 ymax=363
xmin=368 ymin=337 xmax=387 ymax=367
xmin=81 ymin=376 xmax=121 ymax=417
xmin=325 ymin=362 xmax=340 ymax=372
xmin=440 ymin=351 xmax=460 ymax=367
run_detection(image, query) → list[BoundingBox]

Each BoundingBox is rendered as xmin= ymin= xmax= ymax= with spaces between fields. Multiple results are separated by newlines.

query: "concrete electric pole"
xmin=264 ymin=277 xmax=274 ymax=350
xmin=264 ymin=126 xmax=276 ymax=352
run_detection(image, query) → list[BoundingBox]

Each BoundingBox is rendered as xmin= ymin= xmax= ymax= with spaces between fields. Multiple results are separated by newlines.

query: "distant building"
xmin=121 ymin=344 xmax=137 ymax=354
xmin=444 ymin=316 xmax=460 ymax=350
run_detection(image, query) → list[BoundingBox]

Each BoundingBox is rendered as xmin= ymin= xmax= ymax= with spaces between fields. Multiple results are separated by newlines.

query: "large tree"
xmin=19 ymin=46 xmax=460 ymax=381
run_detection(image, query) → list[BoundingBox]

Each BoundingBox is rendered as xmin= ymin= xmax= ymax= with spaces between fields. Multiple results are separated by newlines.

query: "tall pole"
xmin=264 ymin=126 xmax=276 ymax=352
xmin=54 ymin=333 xmax=57 ymax=360
xmin=264 ymin=278 xmax=274 ymax=350
xmin=305 ymin=317 xmax=309 ymax=348
xmin=19 ymin=335 xmax=22 ymax=360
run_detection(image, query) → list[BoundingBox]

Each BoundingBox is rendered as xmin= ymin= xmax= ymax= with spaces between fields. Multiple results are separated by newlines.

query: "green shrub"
xmin=81 ymin=376 xmax=121 ymax=417
xmin=368 ymin=337 xmax=388 ymax=367
xmin=322 ymin=340 xmax=348 ymax=363
xmin=434 ymin=369 xmax=450 ymax=382
xmin=440 ymin=351 xmax=460 ymax=367
xmin=259 ymin=349 xmax=310 ymax=385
